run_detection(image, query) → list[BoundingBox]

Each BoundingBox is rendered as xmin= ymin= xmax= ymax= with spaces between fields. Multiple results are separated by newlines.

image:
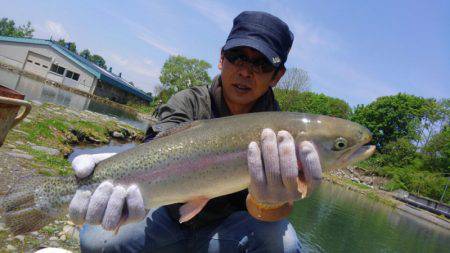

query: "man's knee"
xmin=223 ymin=211 xmax=302 ymax=252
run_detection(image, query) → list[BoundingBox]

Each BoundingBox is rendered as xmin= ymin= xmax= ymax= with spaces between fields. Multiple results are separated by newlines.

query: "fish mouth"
xmin=347 ymin=145 xmax=376 ymax=164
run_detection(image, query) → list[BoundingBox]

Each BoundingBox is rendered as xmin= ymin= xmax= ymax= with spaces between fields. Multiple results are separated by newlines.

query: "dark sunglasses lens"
xmin=224 ymin=50 xmax=242 ymax=63
xmin=224 ymin=49 xmax=275 ymax=73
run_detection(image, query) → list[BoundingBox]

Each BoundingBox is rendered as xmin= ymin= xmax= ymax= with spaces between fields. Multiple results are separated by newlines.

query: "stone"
xmin=12 ymin=129 xmax=29 ymax=136
xmin=23 ymin=118 xmax=31 ymax=123
xmin=49 ymin=236 xmax=58 ymax=241
xmin=112 ymin=131 xmax=125 ymax=139
xmin=60 ymin=235 xmax=66 ymax=241
xmin=14 ymin=235 xmax=25 ymax=243
xmin=6 ymin=152 xmax=34 ymax=160
xmin=5 ymin=144 xmax=16 ymax=149
xmin=15 ymin=141 xmax=24 ymax=145
xmin=48 ymin=241 xmax=60 ymax=248
xmin=31 ymin=231 xmax=39 ymax=236
xmin=31 ymin=100 xmax=42 ymax=106
xmin=0 ymin=221 xmax=5 ymax=231
xmin=31 ymin=145 xmax=60 ymax=156
xmin=6 ymin=245 xmax=16 ymax=251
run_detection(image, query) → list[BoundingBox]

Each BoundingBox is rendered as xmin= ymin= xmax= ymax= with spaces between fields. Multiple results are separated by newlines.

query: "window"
xmin=27 ymin=59 xmax=33 ymax=63
xmin=66 ymin=70 xmax=74 ymax=78
xmin=50 ymin=63 xmax=65 ymax=75
xmin=35 ymin=62 xmax=41 ymax=66
xmin=42 ymin=65 xmax=48 ymax=69
xmin=65 ymin=69 xmax=80 ymax=81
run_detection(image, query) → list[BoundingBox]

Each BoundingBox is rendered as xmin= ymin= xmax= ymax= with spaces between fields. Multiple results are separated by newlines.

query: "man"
xmin=70 ymin=11 xmax=322 ymax=252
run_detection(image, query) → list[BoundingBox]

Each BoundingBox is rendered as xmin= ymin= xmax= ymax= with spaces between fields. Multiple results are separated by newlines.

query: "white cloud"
xmin=136 ymin=33 xmax=178 ymax=56
xmin=45 ymin=21 xmax=69 ymax=40
xmin=181 ymin=0 xmax=235 ymax=32
xmin=107 ymin=52 xmax=161 ymax=92
xmin=110 ymin=53 xmax=128 ymax=66
xmin=100 ymin=9 xmax=179 ymax=55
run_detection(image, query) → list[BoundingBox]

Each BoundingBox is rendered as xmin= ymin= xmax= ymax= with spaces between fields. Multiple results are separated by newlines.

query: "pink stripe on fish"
xmin=118 ymin=150 xmax=247 ymax=184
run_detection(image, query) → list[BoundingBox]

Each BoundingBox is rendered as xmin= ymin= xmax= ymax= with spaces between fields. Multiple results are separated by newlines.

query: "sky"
xmin=1 ymin=0 xmax=449 ymax=106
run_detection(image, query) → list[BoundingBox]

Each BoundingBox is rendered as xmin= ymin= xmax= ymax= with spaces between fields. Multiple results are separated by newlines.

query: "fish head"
xmin=290 ymin=114 xmax=375 ymax=171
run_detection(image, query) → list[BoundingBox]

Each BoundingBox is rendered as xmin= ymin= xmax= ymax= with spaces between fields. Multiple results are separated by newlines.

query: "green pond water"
xmin=290 ymin=183 xmax=449 ymax=252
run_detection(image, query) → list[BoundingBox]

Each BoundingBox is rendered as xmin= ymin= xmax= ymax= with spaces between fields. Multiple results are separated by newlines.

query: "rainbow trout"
xmin=1 ymin=112 xmax=375 ymax=234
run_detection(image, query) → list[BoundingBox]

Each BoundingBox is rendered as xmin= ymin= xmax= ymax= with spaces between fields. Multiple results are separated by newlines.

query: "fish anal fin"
xmin=178 ymin=196 xmax=209 ymax=223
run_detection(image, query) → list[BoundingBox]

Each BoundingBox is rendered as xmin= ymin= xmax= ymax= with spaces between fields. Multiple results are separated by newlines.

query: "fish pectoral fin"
xmin=178 ymin=196 xmax=210 ymax=223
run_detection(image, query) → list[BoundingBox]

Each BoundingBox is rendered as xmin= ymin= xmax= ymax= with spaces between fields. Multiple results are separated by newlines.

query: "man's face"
xmin=219 ymin=47 xmax=285 ymax=113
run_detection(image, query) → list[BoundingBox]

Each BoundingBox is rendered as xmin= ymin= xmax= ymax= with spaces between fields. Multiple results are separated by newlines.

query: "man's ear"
xmin=218 ymin=53 xmax=224 ymax=70
xmin=270 ymin=67 xmax=286 ymax=87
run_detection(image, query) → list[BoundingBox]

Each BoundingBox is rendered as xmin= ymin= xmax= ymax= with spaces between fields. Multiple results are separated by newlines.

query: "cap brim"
xmin=223 ymin=38 xmax=282 ymax=67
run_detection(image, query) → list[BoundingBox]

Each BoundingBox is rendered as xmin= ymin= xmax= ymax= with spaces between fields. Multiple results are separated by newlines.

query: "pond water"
xmin=70 ymin=142 xmax=450 ymax=253
xmin=0 ymin=68 xmax=148 ymax=130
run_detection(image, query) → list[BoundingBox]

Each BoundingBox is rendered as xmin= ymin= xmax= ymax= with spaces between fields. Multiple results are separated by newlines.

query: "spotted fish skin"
xmin=0 ymin=112 xmax=374 ymax=234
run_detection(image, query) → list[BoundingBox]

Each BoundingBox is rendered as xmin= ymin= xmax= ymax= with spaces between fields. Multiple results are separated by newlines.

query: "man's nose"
xmin=236 ymin=61 xmax=253 ymax=78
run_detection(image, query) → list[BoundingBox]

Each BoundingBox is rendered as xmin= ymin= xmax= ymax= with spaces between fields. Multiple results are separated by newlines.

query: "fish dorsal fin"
xmin=178 ymin=196 xmax=210 ymax=223
xmin=154 ymin=121 xmax=201 ymax=139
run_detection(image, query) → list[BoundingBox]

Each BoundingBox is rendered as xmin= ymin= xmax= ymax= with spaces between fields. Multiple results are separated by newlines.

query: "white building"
xmin=0 ymin=36 xmax=152 ymax=104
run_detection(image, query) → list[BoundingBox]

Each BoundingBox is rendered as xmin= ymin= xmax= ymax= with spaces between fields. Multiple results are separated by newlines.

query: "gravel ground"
xmin=0 ymin=102 xmax=144 ymax=252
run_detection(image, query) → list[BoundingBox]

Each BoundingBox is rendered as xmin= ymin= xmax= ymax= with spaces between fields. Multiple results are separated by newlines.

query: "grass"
xmin=3 ymin=103 xmax=144 ymax=176
xmin=126 ymin=101 xmax=158 ymax=114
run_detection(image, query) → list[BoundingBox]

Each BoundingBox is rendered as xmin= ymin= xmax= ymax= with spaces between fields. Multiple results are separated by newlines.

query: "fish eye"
xmin=333 ymin=137 xmax=348 ymax=151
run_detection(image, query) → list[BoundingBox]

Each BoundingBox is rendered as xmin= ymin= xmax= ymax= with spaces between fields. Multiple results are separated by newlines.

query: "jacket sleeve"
xmin=144 ymin=86 xmax=211 ymax=141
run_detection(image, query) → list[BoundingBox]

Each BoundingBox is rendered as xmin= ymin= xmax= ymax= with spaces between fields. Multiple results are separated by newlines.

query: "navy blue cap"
xmin=223 ymin=11 xmax=294 ymax=67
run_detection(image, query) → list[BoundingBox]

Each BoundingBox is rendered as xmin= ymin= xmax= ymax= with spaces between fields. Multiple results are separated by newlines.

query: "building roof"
xmin=0 ymin=36 xmax=152 ymax=102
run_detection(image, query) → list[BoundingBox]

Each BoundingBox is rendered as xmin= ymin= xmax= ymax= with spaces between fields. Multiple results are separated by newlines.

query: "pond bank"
xmin=0 ymin=102 xmax=144 ymax=252
xmin=0 ymin=62 xmax=158 ymax=125
xmin=324 ymin=168 xmax=450 ymax=230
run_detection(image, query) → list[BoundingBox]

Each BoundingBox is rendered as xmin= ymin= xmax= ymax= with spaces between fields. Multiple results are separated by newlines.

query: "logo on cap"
xmin=272 ymin=57 xmax=281 ymax=64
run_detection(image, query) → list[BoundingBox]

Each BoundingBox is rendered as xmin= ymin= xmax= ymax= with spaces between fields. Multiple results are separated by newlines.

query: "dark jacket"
xmin=146 ymin=75 xmax=280 ymax=228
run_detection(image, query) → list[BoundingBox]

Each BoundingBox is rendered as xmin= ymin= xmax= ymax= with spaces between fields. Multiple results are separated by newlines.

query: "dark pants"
xmin=80 ymin=207 xmax=301 ymax=252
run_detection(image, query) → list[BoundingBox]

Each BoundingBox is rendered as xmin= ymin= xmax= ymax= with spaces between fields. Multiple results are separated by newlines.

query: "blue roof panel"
xmin=0 ymin=36 xmax=152 ymax=102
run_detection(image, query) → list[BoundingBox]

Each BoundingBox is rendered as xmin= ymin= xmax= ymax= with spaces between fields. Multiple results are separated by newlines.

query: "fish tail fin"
xmin=0 ymin=176 xmax=74 ymax=235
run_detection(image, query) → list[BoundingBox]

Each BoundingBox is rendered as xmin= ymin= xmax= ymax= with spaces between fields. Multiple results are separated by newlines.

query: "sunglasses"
xmin=223 ymin=49 xmax=276 ymax=74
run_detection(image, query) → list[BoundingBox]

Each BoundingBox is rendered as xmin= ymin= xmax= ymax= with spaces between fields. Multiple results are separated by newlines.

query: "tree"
xmin=90 ymin=54 xmax=107 ymax=69
xmin=351 ymin=93 xmax=432 ymax=150
xmin=56 ymin=39 xmax=77 ymax=53
xmin=159 ymin=55 xmax=211 ymax=101
xmin=276 ymin=68 xmax=310 ymax=92
xmin=422 ymin=126 xmax=450 ymax=173
xmin=274 ymin=90 xmax=352 ymax=119
xmin=79 ymin=49 xmax=91 ymax=59
xmin=419 ymin=98 xmax=449 ymax=148
xmin=0 ymin=18 xmax=34 ymax=38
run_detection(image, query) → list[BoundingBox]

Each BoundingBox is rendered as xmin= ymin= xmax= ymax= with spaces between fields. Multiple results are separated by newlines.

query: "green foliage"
xmin=57 ymin=42 xmax=107 ymax=69
xmin=126 ymin=101 xmax=157 ymax=114
xmin=422 ymin=126 xmax=450 ymax=173
xmin=56 ymin=39 xmax=77 ymax=53
xmin=0 ymin=17 xmax=34 ymax=38
xmin=351 ymin=93 xmax=433 ymax=150
xmin=79 ymin=49 xmax=91 ymax=59
xmin=159 ymin=55 xmax=211 ymax=102
xmin=378 ymin=138 xmax=418 ymax=167
xmin=376 ymin=166 xmax=449 ymax=204
xmin=274 ymin=90 xmax=352 ymax=119
xmin=90 ymin=54 xmax=107 ymax=69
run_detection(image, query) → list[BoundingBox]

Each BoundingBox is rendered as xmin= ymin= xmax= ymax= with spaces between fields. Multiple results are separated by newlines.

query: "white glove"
xmin=248 ymin=129 xmax=322 ymax=206
xmin=69 ymin=153 xmax=146 ymax=231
